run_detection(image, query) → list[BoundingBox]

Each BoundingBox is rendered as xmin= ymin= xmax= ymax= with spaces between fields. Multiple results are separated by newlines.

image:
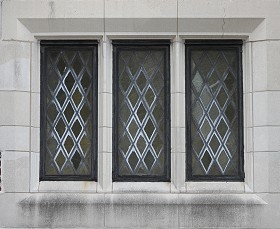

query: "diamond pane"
xmin=120 ymin=71 xmax=131 ymax=92
xmin=209 ymin=134 xmax=220 ymax=155
xmin=192 ymin=71 xmax=203 ymax=93
xmin=209 ymin=71 xmax=220 ymax=94
xmin=209 ymin=102 xmax=219 ymax=123
xmin=145 ymin=87 xmax=156 ymax=107
xmin=47 ymin=103 xmax=59 ymax=122
xmin=57 ymin=88 xmax=66 ymax=107
xmin=136 ymin=71 xmax=146 ymax=92
xmin=145 ymin=119 xmax=155 ymax=139
xmin=45 ymin=164 xmax=57 ymax=176
xmin=201 ymin=150 xmax=212 ymax=172
xmin=56 ymin=118 xmax=66 ymax=138
xmin=62 ymin=163 xmax=75 ymax=175
xmin=119 ymin=134 xmax=131 ymax=155
xmin=200 ymin=119 xmax=212 ymax=139
xmin=199 ymin=54 xmax=212 ymax=77
xmin=55 ymin=151 xmax=66 ymax=170
xmin=226 ymin=132 xmax=237 ymax=156
xmin=64 ymin=103 xmax=74 ymax=123
xmin=192 ymin=101 xmax=203 ymax=124
xmin=217 ymin=150 xmax=230 ymax=173
xmin=72 ymin=87 xmax=83 ymax=107
xmin=120 ymin=103 xmax=131 ymax=124
xmin=64 ymin=136 xmax=74 ymax=155
xmin=128 ymin=54 xmax=140 ymax=76
xmin=137 ymin=103 xmax=146 ymax=123
xmin=152 ymin=71 xmax=164 ymax=94
xmin=192 ymin=51 xmax=203 ymax=64
xmin=72 ymin=54 xmax=84 ymax=77
xmin=65 ymin=72 xmax=75 ymax=92
xmin=217 ymin=87 xmax=228 ymax=108
xmin=48 ymin=70 xmax=59 ymax=92
xmin=80 ymin=104 xmax=91 ymax=122
xmin=80 ymin=134 xmax=91 ymax=154
xmin=128 ymin=86 xmax=139 ymax=107
xmin=71 ymin=151 xmax=82 ymax=170
xmin=47 ymin=137 xmax=58 ymax=153
xmin=128 ymin=119 xmax=138 ymax=139
xmin=225 ymin=102 xmax=236 ymax=124
xmin=57 ymin=57 xmax=67 ymax=76
xmin=144 ymin=150 xmax=155 ymax=170
xmin=65 ymin=50 xmax=76 ymax=63
xmin=72 ymin=120 xmax=82 ymax=138
xmin=216 ymin=55 xmax=228 ymax=77
xmin=128 ymin=151 xmax=139 ymax=171
xmin=136 ymin=135 xmax=146 ymax=154
xmin=208 ymin=50 xmax=220 ymax=62
xmin=224 ymin=71 xmax=236 ymax=93
xmin=200 ymin=87 xmax=212 ymax=109
xmin=143 ymin=53 xmax=157 ymax=77
xmin=81 ymin=71 xmax=91 ymax=92
xmin=192 ymin=134 xmax=204 ymax=156
xmin=152 ymin=134 xmax=163 ymax=156
xmin=223 ymin=50 xmax=236 ymax=66
xmin=217 ymin=118 xmax=228 ymax=139
xmin=152 ymin=103 xmax=164 ymax=122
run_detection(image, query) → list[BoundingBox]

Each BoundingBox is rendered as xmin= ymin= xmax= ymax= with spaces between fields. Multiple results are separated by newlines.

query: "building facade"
xmin=0 ymin=0 xmax=280 ymax=228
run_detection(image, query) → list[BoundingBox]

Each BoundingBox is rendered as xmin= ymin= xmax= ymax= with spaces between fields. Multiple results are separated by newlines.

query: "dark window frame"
xmin=185 ymin=40 xmax=244 ymax=181
xmin=40 ymin=40 xmax=98 ymax=181
xmin=112 ymin=40 xmax=171 ymax=182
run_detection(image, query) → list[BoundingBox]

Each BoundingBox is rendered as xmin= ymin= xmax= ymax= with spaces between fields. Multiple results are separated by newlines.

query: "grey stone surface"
xmin=0 ymin=193 xmax=278 ymax=228
xmin=0 ymin=0 xmax=280 ymax=228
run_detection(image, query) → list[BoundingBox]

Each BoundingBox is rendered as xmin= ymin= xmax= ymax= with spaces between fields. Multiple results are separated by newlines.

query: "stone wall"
xmin=0 ymin=0 xmax=280 ymax=228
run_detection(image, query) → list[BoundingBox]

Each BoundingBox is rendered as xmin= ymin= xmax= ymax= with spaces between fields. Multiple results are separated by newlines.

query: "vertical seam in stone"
xmin=102 ymin=0 xmax=106 ymax=199
xmin=176 ymin=0 xmax=178 ymax=36
xmin=29 ymin=42 xmax=32 ymax=192
xmin=0 ymin=0 xmax=2 ymax=40
xmin=177 ymin=193 xmax=179 ymax=227
xmin=251 ymin=42 xmax=255 ymax=192
xmin=103 ymin=0 xmax=106 ymax=37
xmin=103 ymin=193 xmax=105 ymax=227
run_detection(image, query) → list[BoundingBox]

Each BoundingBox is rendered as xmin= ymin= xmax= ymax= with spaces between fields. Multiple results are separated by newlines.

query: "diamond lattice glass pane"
xmin=190 ymin=48 xmax=241 ymax=177
xmin=47 ymin=103 xmax=59 ymax=123
xmin=65 ymin=72 xmax=75 ymax=92
xmin=116 ymin=47 xmax=168 ymax=178
xmin=43 ymin=46 xmax=96 ymax=178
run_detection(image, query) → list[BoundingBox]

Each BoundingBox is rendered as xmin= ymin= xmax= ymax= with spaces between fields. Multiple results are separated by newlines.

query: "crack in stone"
xmin=222 ymin=7 xmax=226 ymax=37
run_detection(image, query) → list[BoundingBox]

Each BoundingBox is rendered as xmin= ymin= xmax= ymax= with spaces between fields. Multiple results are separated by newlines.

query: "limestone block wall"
xmin=0 ymin=0 xmax=280 ymax=228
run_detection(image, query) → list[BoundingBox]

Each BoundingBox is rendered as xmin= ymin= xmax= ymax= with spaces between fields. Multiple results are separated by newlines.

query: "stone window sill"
xmin=19 ymin=193 xmax=267 ymax=206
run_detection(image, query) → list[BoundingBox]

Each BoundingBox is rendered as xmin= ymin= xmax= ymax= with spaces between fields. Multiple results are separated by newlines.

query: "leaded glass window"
xmin=113 ymin=40 xmax=170 ymax=181
xmin=40 ymin=41 xmax=98 ymax=181
xmin=186 ymin=40 xmax=244 ymax=181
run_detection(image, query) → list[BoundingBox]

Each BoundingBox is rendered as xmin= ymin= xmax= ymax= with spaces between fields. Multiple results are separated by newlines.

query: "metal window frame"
xmin=40 ymin=40 xmax=98 ymax=181
xmin=112 ymin=40 xmax=171 ymax=182
xmin=185 ymin=40 xmax=245 ymax=181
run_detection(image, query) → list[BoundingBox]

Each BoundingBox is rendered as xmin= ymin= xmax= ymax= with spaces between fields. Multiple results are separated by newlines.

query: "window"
xmin=185 ymin=40 xmax=244 ymax=181
xmin=40 ymin=41 xmax=98 ymax=181
xmin=113 ymin=40 xmax=171 ymax=181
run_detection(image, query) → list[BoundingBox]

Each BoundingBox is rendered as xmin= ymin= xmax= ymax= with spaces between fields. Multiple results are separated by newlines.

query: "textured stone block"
xmin=0 ymin=126 xmax=29 ymax=151
xmin=0 ymin=41 xmax=30 ymax=91
xmin=2 ymin=151 xmax=30 ymax=192
xmin=254 ymin=152 xmax=280 ymax=192
xmin=0 ymin=91 xmax=30 ymax=126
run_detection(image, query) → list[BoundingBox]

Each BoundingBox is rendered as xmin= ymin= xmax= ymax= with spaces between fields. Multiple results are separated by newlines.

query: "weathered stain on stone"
xmin=48 ymin=1 xmax=55 ymax=18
